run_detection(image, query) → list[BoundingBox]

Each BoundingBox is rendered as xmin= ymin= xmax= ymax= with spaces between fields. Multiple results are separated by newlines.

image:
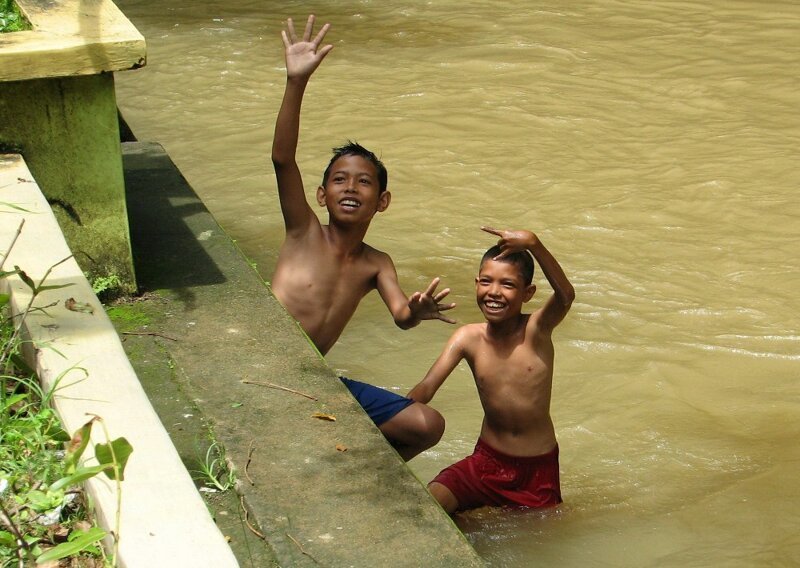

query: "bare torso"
xmin=463 ymin=315 xmax=557 ymax=457
xmin=271 ymin=225 xmax=384 ymax=355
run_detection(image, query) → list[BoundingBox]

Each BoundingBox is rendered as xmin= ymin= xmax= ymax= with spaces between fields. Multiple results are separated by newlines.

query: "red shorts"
xmin=431 ymin=438 xmax=562 ymax=511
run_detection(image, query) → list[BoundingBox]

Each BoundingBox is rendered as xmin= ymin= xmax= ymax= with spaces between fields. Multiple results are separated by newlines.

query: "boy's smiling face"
xmin=317 ymin=155 xmax=390 ymax=222
xmin=475 ymin=258 xmax=535 ymax=322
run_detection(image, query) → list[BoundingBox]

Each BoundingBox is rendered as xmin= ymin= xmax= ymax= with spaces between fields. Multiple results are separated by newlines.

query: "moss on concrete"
xmin=0 ymin=74 xmax=136 ymax=295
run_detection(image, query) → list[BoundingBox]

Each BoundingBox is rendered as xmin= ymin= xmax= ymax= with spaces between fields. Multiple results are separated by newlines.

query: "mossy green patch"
xmin=105 ymin=304 xmax=151 ymax=331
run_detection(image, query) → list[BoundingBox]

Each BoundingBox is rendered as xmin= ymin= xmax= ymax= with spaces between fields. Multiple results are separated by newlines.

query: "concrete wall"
xmin=0 ymin=153 xmax=238 ymax=567
xmin=0 ymin=0 xmax=148 ymax=295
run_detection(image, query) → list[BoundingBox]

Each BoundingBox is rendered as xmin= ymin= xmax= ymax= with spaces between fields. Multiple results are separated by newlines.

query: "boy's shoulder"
xmin=450 ymin=321 xmax=486 ymax=346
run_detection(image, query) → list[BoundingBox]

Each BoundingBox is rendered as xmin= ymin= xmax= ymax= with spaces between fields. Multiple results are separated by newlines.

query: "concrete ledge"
xmin=0 ymin=0 xmax=145 ymax=82
xmin=0 ymin=154 xmax=238 ymax=567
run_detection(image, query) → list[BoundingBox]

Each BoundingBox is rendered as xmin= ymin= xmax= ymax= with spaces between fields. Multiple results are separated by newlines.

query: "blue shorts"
xmin=339 ymin=377 xmax=415 ymax=426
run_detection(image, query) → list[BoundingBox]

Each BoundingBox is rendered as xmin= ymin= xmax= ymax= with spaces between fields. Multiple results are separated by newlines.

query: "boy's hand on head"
xmin=482 ymin=226 xmax=538 ymax=258
xmin=282 ymin=15 xmax=333 ymax=80
xmin=408 ymin=277 xmax=457 ymax=324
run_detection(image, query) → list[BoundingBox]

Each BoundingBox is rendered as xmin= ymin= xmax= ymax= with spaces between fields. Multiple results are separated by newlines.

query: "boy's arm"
xmin=271 ymin=15 xmax=333 ymax=236
xmin=482 ymin=226 xmax=575 ymax=331
xmin=375 ymin=254 xmax=456 ymax=329
xmin=407 ymin=327 xmax=469 ymax=403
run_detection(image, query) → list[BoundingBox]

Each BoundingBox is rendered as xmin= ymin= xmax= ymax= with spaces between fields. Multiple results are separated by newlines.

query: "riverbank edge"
xmin=0 ymin=153 xmax=239 ymax=567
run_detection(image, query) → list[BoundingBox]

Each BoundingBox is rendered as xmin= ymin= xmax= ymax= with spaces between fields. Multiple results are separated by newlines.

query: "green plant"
xmin=193 ymin=440 xmax=235 ymax=493
xmin=0 ymin=0 xmax=30 ymax=33
xmin=1 ymin=226 xmax=132 ymax=565
xmin=88 ymin=273 xmax=123 ymax=304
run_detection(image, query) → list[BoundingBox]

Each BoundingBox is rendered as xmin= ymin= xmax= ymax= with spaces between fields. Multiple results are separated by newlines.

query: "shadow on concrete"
xmin=123 ymin=141 xmax=226 ymax=311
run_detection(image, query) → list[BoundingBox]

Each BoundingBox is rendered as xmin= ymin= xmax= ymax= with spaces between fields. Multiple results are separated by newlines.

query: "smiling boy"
xmin=270 ymin=15 xmax=456 ymax=460
xmin=408 ymin=227 xmax=575 ymax=512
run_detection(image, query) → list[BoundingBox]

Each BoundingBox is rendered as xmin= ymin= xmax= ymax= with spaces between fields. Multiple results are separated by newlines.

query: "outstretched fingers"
xmin=284 ymin=15 xmax=331 ymax=48
xmin=302 ymin=14 xmax=315 ymax=41
xmin=285 ymin=17 xmax=298 ymax=43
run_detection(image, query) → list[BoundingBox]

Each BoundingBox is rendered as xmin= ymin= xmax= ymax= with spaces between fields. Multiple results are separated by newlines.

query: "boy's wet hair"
xmin=322 ymin=141 xmax=388 ymax=193
xmin=480 ymin=245 xmax=535 ymax=286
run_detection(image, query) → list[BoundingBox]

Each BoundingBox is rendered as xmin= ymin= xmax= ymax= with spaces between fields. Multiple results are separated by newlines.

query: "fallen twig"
xmin=0 ymin=219 xmax=24 ymax=271
xmin=244 ymin=440 xmax=255 ymax=486
xmin=240 ymin=495 xmax=266 ymax=540
xmin=121 ymin=331 xmax=178 ymax=341
xmin=241 ymin=379 xmax=317 ymax=401
xmin=286 ymin=532 xmax=319 ymax=564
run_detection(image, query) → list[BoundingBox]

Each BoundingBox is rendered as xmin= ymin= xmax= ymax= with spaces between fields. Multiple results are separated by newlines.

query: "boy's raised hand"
xmin=282 ymin=15 xmax=333 ymax=80
xmin=482 ymin=226 xmax=538 ymax=258
xmin=408 ymin=277 xmax=457 ymax=324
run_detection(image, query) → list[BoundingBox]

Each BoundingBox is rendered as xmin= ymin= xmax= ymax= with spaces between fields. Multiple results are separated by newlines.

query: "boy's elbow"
xmin=561 ymin=285 xmax=576 ymax=309
xmin=407 ymin=385 xmax=431 ymax=404
xmin=271 ymin=152 xmax=287 ymax=169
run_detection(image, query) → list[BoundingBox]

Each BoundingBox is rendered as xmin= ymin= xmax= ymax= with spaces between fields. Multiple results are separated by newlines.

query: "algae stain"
xmin=105 ymin=304 xmax=151 ymax=330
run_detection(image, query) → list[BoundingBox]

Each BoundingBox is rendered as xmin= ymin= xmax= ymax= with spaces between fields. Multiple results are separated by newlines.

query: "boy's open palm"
xmin=282 ymin=15 xmax=333 ymax=79
xmin=408 ymin=277 xmax=457 ymax=324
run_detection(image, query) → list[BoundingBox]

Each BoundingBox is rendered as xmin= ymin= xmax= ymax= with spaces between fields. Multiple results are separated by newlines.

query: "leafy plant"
xmin=88 ymin=273 xmax=123 ymax=304
xmin=0 ymin=0 xmax=30 ymax=33
xmin=193 ymin=440 xmax=235 ymax=492
xmin=1 ymin=225 xmax=132 ymax=565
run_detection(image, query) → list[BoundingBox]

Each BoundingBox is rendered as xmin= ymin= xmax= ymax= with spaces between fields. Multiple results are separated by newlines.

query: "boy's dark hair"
xmin=322 ymin=141 xmax=388 ymax=193
xmin=481 ymin=245 xmax=535 ymax=286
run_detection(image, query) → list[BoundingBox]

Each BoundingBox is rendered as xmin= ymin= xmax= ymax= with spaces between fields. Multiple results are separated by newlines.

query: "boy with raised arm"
xmin=270 ymin=15 xmax=455 ymax=460
xmin=408 ymin=227 xmax=575 ymax=512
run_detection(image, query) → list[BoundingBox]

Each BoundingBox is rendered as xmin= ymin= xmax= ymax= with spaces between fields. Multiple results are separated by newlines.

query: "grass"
xmin=0 ymin=315 xmax=109 ymax=566
xmin=1 ymin=225 xmax=132 ymax=566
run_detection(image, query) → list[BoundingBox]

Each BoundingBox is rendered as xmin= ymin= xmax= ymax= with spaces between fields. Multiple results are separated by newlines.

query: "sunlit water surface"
xmin=114 ymin=1 xmax=800 ymax=565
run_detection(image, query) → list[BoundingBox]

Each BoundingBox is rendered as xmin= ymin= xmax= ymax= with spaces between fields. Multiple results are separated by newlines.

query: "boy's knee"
xmin=420 ymin=405 xmax=445 ymax=446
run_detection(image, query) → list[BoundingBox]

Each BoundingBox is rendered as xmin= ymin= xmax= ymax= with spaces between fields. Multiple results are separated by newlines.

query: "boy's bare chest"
xmin=290 ymin=245 xmax=379 ymax=298
xmin=468 ymin=338 xmax=553 ymax=392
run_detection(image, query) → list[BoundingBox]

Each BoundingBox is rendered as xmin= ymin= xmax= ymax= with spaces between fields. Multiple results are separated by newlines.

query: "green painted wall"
xmin=0 ymin=73 xmax=135 ymax=294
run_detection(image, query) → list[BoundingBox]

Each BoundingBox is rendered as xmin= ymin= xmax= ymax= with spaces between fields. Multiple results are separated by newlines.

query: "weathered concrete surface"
xmin=0 ymin=0 xmax=146 ymax=294
xmin=1 ymin=0 xmax=146 ymax=81
xmin=0 ymin=153 xmax=238 ymax=568
xmin=120 ymin=141 xmax=484 ymax=567
xmin=0 ymin=74 xmax=136 ymax=294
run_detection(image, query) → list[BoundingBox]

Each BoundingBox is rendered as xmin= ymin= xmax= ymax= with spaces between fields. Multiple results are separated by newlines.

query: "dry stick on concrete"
xmin=244 ymin=440 xmax=255 ymax=486
xmin=240 ymin=379 xmax=317 ymax=401
xmin=286 ymin=532 xmax=319 ymax=565
xmin=121 ymin=331 xmax=178 ymax=341
xmin=239 ymin=495 xmax=266 ymax=540
xmin=0 ymin=219 xmax=24 ymax=271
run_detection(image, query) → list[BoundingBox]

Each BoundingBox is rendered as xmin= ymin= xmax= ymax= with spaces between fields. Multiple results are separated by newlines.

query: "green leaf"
xmin=49 ymin=464 xmax=110 ymax=493
xmin=0 ymin=202 xmax=32 ymax=213
xmin=0 ymin=530 xmax=16 ymax=546
xmin=95 ymin=437 xmax=134 ymax=480
xmin=1 ymin=392 xmax=27 ymax=411
xmin=0 ymin=292 xmax=9 ymax=307
xmin=36 ymin=527 xmax=107 ymax=563
xmin=14 ymin=266 xmax=35 ymax=291
xmin=64 ymin=418 xmax=96 ymax=472
xmin=36 ymin=283 xmax=74 ymax=292
xmin=25 ymin=488 xmax=62 ymax=512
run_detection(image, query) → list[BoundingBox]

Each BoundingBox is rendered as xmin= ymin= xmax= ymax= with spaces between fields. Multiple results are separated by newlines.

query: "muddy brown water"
xmin=114 ymin=1 xmax=800 ymax=565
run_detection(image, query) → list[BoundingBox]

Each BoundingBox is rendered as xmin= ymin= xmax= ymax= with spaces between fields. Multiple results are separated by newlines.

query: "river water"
xmin=113 ymin=1 xmax=800 ymax=565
